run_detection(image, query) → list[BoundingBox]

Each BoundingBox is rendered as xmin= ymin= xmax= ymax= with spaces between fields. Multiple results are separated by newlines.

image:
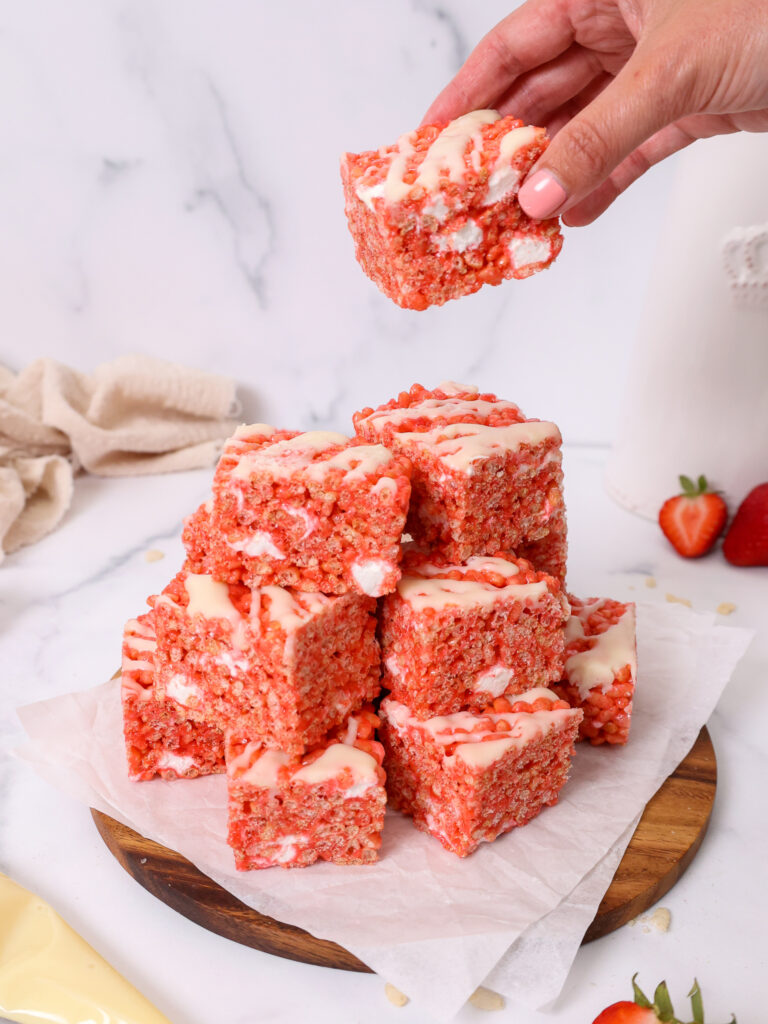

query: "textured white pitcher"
xmin=605 ymin=131 xmax=768 ymax=520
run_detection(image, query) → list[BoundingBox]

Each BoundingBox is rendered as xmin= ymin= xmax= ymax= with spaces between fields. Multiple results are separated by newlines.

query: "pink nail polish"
xmin=518 ymin=171 xmax=568 ymax=220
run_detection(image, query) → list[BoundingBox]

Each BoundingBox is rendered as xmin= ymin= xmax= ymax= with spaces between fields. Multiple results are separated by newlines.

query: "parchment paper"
xmin=15 ymin=603 xmax=753 ymax=1021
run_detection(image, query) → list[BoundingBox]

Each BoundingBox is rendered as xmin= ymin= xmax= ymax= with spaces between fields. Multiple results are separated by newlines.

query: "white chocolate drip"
xmin=397 ymin=420 xmax=560 ymax=473
xmin=383 ymin=691 xmax=571 ymax=769
xmin=416 ymin=555 xmax=521 ymax=579
xmin=229 ymin=430 xmax=392 ymax=486
xmin=231 ymin=422 xmax=275 ymax=442
xmin=360 ymin=396 xmax=522 ymax=431
xmin=565 ymin=605 xmax=637 ymax=698
xmin=261 ymin=586 xmax=330 ymax=633
xmin=414 ymin=110 xmax=500 ymax=194
xmin=360 ymin=110 xmax=501 ymax=206
xmin=184 ymin=573 xmax=240 ymax=622
xmin=293 ymin=744 xmax=379 ymax=786
xmin=397 ymin=574 xmax=548 ymax=611
xmin=303 ymin=443 xmax=394 ymax=483
xmin=437 ymin=381 xmax=479 ymax=396
xmin=231 ymin=746 xmax=291 ymax=786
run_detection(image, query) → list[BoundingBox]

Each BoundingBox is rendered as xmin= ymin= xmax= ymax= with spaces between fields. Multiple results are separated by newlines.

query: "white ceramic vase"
xmin=605 ymin=131 xmax=768 ymax=519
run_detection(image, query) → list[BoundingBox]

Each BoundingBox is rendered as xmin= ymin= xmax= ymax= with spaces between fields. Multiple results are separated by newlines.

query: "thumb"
xmin=518 ymin=49 xmax=687 ymax=219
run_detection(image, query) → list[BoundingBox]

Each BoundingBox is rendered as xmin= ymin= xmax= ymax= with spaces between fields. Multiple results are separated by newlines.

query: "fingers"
xmin=421 ymin=0 xmax=575 ymax=125
xmin=518 ymin=45 xmax=692 ymax=219
xmin=561 ymin=123 xmax=697 ymax=225
xmin=494 ymin=44 xmax=606 ymax=124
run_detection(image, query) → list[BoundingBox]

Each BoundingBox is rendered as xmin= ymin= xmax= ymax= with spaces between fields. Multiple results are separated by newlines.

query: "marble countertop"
xmin=1 ymin=445 xmax=765 ymax=1024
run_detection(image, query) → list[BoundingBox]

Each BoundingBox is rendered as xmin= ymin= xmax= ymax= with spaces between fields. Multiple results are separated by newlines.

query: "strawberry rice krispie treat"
xmin=341 ymin=110 xmax=562 ymax=309
xmin=380 ymin=688 xmax=582 ymax=857
xmin=151 ymin=569 xmax=381 ymax=756
xmin=514 ymin=506 xmax=568 ymax=585
xmin=227 ymin=706 xmax=387 ymax=869
xmin=186 ymin=424 xmax=412 ymax=597
xmin=121 ymin=613 xmax=224 ymax=781
xmin=552 ymin=597 xmax=637 ymax=746
xmin=354 ymin=382 xmax=564 ymax=564
xmin=379 ymin=550 xmax=569 ymax=717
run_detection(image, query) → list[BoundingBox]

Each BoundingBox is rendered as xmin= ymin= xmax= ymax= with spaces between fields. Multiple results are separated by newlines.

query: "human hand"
xmin=423 ymin=0 xmax=768 ymax=225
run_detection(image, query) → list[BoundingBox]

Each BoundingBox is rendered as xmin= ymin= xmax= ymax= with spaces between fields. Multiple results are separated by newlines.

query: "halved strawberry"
xmin=658 ymin=475 xmax=727 ymax=558
xmin=722 ymin=482 xmax=768 ymax=567
xmin=592 ymin=975 xmax=735 ymax=1024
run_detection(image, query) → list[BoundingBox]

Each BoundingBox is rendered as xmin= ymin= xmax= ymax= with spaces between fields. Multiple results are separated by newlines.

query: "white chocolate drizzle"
xmin=396 ymin=573 xmax=548 ymax=612
xmin=396 ymin=420 xmax=560 ymax=473
xmin=184 ymin=574 xmax=240 ymax=622
xmin=565 ymin=604 xmax=637 ymax=698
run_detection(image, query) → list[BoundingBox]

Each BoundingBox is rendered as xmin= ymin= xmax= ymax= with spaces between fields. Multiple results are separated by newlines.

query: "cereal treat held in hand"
xmin=552 ymin=597 xmax=637 ymax=746
xmin=227 ymin=706 xmax=387 ymax=869
xmin=341 ymin=110 xmax=562 ymax=309
xmin=354 ymin=382 xmax=564 ymax=564
xmin=121 ymin=613 xmax=224 ymax=781
xmin=380 ymin=551 xmax=569 ymax=717
xmin=184 ymin=424 xmax=412 ymax=597
xmin=151 ymin=570 xmax=381 ymax=756
xmin=380 ymin=688 xmax=582 ymax=857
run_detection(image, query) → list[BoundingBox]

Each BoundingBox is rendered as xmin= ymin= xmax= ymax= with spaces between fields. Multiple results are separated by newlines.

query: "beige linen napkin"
xmin=0 ymin=355 xmax=240 ymax=561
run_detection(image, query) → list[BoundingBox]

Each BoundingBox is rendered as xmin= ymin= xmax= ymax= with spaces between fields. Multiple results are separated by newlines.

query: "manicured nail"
xmin=518 ymin=170 xmax=568 ymax=220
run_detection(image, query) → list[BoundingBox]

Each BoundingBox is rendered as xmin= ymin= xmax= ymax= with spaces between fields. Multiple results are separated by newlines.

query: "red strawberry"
xmin=592 ymin=975 xmax=735 ymax=1024
xmin=658 ymin=475 xmax=727 ymax=558
xmin=723 ymin=482 xmax=768 ymax=566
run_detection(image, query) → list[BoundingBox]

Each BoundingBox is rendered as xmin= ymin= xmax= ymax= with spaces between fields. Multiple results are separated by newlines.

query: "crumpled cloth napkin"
xmin=0 ymin=355 xmax=240 ymax=561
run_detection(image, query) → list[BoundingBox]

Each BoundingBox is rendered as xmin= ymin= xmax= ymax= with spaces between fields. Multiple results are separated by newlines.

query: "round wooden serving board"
xmin=92 ymin=726 xmax=716 ymax=972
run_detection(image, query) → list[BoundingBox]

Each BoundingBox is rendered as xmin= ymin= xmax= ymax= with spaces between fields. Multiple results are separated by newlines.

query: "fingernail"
xmin=518 ymin=170 xmax=568 ymax=220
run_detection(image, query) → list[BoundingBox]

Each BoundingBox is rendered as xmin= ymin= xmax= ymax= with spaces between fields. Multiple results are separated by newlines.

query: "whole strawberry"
xmin=592 ymin=975 xmax=735 ymax=1024
xmin=658 ymin=475 xmax=727 ymax=558
xmin=723 ymin=482 xmax=768 ymax=566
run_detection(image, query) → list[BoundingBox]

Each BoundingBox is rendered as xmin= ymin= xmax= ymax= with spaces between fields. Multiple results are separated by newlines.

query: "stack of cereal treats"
xmin=122 ymin=428 xmax=412 ymax=868
xmin=121 ymin=382 xmax=637 ymax=867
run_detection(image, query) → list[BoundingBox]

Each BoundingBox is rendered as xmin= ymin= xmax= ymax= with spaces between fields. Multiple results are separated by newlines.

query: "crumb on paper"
xmin=666 ymin=593 xmax=691 ymax=607
xmin=632 ymin=907 xmax=672 ymax=934
xmin=717 ymin=602 xmax=737 ymax=616
xmin=645 ymin=576 xmax=657 ymax=588
xmin=385 ymin=983 xmax=409 ymax=1007
xmin=650 ymin=907 xmax=671 ymax=931
xmin=144 ymin=549 xmax=164 ymax=563
xmin=468 ymin=987 xmax=505 ymax=1011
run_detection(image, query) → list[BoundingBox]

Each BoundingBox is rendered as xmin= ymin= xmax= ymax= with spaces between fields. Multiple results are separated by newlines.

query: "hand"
xmin=423 ymin=0 xmax=768 ymax=225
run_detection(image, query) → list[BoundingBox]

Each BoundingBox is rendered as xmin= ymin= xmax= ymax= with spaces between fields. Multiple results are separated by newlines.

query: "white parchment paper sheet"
xmin=15 ymin=603 xmax=753 ymax=1021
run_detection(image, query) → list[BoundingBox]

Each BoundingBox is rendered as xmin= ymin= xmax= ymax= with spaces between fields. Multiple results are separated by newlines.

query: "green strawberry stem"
xmin=630 ymin=974 xmax=737 ymax=1024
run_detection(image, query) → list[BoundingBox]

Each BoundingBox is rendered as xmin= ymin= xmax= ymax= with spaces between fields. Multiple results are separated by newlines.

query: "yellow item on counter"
xmin=0 ymin=872 xmax=172 ymax=1024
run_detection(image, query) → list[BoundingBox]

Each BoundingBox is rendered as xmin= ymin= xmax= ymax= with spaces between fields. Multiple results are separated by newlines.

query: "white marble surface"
xmin=1 ymin=2 xmax=766 ymax=1021
xmin=1 ymin=446 xmax=766 ymax=1024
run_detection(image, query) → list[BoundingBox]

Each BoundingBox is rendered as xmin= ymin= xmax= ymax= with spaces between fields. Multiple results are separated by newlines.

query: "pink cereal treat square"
xmin=186 ymin=424 xmax=411 ymax=597
xmin=379 ymin=550 xmax=569 ymax=717
xmin=341 ymin=110 xmax=562 ymax=310
xmin=379 ymin=688 xmax=582 ymax=857
xmin=121 ymin=612 xmax=224 ymax=781
xmin=553 ymin=597 xmax=637 ymax=746
xmin=226 ymin=706 xmax=387 ymax=869
xmin=354 ymin=382 xmax=565 ymax=564
xmin=150 ymin=569 xmax=381 ymax=756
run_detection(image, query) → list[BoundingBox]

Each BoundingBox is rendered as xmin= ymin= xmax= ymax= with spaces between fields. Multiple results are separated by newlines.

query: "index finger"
xmin=422 ymin=0 xmax=576 ymax=125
